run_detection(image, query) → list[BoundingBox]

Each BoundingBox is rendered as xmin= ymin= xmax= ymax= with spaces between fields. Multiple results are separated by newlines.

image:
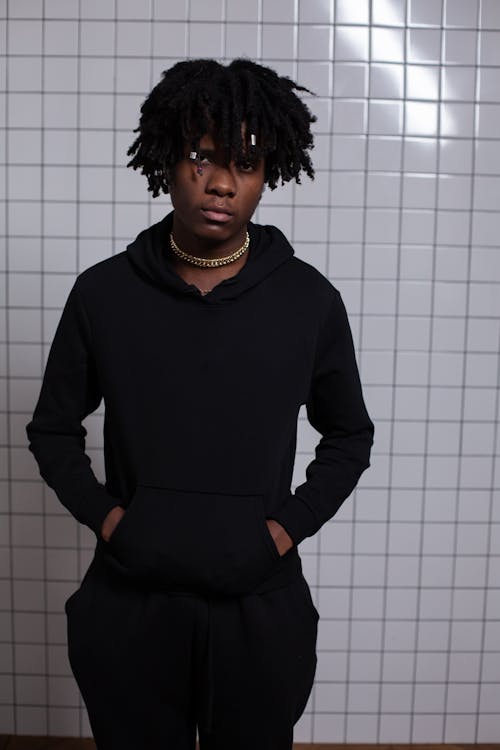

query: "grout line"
xmin=461 ymin=0 xmax=489 ymax=742
xmin=338 ymin=1 xmax=361 ymax=739
xmin=74 ymin=0 xmax=83 ymax=733
xmin=408 ymin=1 xmax=446 ymax=739
xmin=4 ymin=0 xmax=18 ymax=735
xmin=40 ymin=0 xmax=50 ymax=736
xmin=440 ymin=0 xmax=481 ymax=740
xmin=374 ymin=0 xmax=407 ymax=740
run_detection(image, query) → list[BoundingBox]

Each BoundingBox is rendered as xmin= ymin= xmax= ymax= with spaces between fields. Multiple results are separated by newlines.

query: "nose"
xmin=205 ymin=163 xmax=236 ymax=198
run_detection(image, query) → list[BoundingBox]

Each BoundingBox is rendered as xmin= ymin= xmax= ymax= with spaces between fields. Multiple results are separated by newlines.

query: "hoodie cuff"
xmin=79 ymin=484 xmax=122 ymax=538
xmin=267 ymin=493 xmax=318 ymax=547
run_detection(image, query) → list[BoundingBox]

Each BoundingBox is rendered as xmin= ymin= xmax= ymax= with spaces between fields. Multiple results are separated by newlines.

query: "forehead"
xmin=198 ymin=132 xmax=222 ymax=149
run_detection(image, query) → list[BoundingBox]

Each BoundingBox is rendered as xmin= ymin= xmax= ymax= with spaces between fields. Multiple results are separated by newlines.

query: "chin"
xmin=200 ymin=221 xmax=242 ymax=238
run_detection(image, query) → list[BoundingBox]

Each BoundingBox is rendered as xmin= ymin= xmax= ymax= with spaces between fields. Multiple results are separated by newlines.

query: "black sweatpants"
xmin=65 ymin=555 xmax=319 ymax=750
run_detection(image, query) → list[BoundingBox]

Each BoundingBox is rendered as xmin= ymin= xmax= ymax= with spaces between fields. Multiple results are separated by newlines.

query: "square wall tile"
xmin=379 ymin=714 xmax=412 ymax=743
xmin=80 ymin=20 xmax=115 ymax=55
xmin=336 ymin=0 xmax=369 ymax=24
xmin=481 ymin=0 xmax=500 ymax=27
xmin=372 ymin=27 xmax=405 ymax=62
xmin=300 ymin=0 xmax=333 ymax=23
xmin=190 ymin=0 xmax=223 ymax=21
xmin=15 ymin=706 xmax=47 ymax=735
xmin=445 ymin=713 xmax=477 ymax=742
xmin=347 ymin=682 xmax=380 ymax=712
xmin=370 ymin=64 xmax=404 ymax=99
xmin=48 ymin=707 xmax=81 ymax=737
xmin=261 ymin=23 xmax=294 ymax=59
xmin=372 ymin=0 xmax=405 ymax=25
xmin=408 ymin=28 xmax=442 ymax=62
xmin=410 ymin=0 xmax=443 ymax=25
xmin=346 ymin=715 xmax=379 ymax=743
xmin=405 ymin=101 xmax=438 ymax=136
xmin=446 ymin=0 xmax=479 ymax=27
xmin=332 ymin=135 xmax=367 ymax=169
xmin=8 ymin=56 xmax=42 ymax=91
xmin=442 ymin=66 xmax=476 ymax=101
xmin=331 ymin=172 xmax=364 ymax=206
xmin=44 ymin=20 xmax=78 ymax=54
xmin=404 ymin=137 xmax=438 ymax=172
xmin=481 ymin=30 xmax=500 ymax=64
xmin=406 ymin=65 xmax=439 ymax=100
xmin=369 ymin=100 xmax=403 ymax=135
xmin=381 ymin=683 xmax=413 ymax=713
xmin=444 ymin=29 xmax=477 ymax=63
xmin=8 ymin=0 xmax=42 ymax=17
xmin=477 ymin=714 xmax=500 ymax=743
xmin=335 ymin=26 xmax=369 ymax=61
xmin=80 ymin=0 xmax=115 ymax=18
xmin=225 ymin=23 xmax=259 ymax=59
xmin=299 ymin=25 xmax=332 ymax=60
xmin=8 ymin=20 xmax=43 ymax=54
xmin=117 ymin=0 xmax=151 ymax=18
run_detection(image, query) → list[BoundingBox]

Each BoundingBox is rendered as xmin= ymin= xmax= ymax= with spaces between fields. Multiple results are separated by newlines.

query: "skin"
xmin=101 ymin=129 xmax=294 ymax=557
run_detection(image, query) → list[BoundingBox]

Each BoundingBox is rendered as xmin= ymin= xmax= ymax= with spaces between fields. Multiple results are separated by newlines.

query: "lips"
xmin=201 ymin=207 xmax=233 ymax=223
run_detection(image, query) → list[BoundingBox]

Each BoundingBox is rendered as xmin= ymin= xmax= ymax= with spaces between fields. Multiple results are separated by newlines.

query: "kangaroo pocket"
xmin=107 ymin=482 xmax=281 ymax=596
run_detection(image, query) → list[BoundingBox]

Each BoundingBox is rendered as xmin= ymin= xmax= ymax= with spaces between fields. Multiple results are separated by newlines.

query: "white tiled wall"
xmin=2 ymin=0 xmax=500 ymax=743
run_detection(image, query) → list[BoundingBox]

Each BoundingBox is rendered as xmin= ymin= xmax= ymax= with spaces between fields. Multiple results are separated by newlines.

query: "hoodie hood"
xmin=126 ymin=210 xmax=294 ymax=304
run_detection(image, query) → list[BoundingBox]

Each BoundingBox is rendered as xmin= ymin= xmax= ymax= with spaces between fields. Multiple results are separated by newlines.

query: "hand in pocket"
xmin=101 ymin=505 xmax=126 ymax=542
xmin=105 ymin=483 xmax=281 ymax=595
xmin=265 ymin=518 xmax=294 ymax=557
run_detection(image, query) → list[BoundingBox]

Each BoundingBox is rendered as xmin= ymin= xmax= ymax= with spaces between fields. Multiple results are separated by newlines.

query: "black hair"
xmin=126 ymin=58 xmax=317 ymax=196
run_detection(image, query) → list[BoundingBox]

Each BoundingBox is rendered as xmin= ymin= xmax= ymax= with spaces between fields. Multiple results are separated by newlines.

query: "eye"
xmin=236 ymin=160 xmax=256 ymax=173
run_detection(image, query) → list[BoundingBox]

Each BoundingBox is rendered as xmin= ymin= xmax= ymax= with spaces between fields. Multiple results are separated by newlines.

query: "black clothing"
xmin=26 ymin=210 xmax=373 ymax=744
xmin=26 ymin=210 xmax=374 ymax=598
xmin=66 ymin=558 xmax=319 ymax=749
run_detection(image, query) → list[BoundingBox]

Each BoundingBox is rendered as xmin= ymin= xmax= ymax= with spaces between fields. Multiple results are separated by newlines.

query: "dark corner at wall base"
xmin=1 ymin=740 xmax=499 ymax=750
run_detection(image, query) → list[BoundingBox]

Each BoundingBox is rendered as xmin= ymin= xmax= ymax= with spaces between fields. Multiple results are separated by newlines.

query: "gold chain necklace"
xmin=169 ymin=231 xmax=250 ymax=268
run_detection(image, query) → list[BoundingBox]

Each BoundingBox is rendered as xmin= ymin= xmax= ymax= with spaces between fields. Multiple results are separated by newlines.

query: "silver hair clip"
xmin=188 ymin=150 xmax=204 ymax=175
xmin=250 ymin=133 xmax=257 ymax=146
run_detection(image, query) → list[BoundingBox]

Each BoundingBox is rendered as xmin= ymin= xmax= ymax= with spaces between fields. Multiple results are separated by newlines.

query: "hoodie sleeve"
xmin=269 ymin=289 xmax=374 ymax=546
xmin=25 ymin=279 xmax=120 ymax=538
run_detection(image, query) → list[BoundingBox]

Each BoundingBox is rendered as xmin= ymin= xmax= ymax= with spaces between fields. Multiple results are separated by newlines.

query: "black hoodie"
xmin=26 ymin=211 xmax=374 ymax=597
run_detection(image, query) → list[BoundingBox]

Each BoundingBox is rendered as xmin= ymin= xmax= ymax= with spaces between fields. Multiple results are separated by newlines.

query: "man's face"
xmin=169 ymin=130 xmax=265 ymax=247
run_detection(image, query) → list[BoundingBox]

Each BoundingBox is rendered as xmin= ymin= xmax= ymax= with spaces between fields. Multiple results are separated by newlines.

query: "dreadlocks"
xmin=126 ymin=58 xmax=317 ymax=197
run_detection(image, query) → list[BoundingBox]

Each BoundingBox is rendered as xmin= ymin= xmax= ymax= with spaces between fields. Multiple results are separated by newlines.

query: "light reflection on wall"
xmin=335 ymin=0 xmax=461 ymax=139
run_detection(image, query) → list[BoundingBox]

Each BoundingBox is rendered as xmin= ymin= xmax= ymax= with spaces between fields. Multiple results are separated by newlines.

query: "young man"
xmin=26 ymin=58 xmax=374 ymax=750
